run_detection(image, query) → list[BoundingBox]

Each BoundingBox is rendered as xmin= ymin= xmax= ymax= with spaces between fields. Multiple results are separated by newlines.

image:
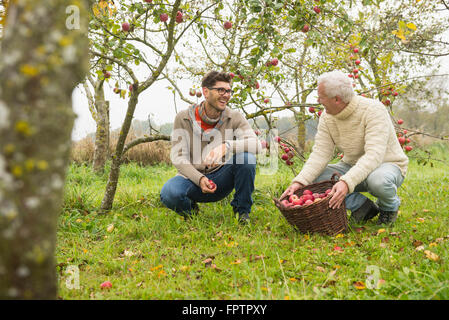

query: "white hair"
xmin=317 ymin=70 xmax=355 ymax=103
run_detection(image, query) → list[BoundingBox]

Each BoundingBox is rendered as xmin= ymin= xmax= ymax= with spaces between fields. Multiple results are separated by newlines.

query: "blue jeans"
xmin=314 ymin=162 xmax=405 ymax=212
xmin=160 ymin=152 xmax=256 ymax=217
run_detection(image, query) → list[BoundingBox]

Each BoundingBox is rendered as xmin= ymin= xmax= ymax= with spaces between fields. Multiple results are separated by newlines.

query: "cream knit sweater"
xmin=292 ymin=95 xmax=409 ymax=193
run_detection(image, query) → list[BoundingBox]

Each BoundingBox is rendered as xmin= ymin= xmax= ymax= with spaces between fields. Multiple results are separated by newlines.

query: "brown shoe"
xmin=349 ymin=199 xmax=380 ymax=224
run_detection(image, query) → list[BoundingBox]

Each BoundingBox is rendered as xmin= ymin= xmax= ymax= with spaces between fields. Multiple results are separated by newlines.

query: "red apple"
xmin=229 ymin=72 xmax=235 ymax=79
xmin=403 ymin=129 xmax=408 ymax=134
xmin=313 ymin=6 xmax=321 ymax=14
xmin=406 ymin=138 xmax=411 ymax=144
xmin=196 ymin=91 xmax=202 ymax=98
xmin=383 ymin=99 xmax=391 ymax=106
xmin=398 ymin=137 xmax=406 ymax=145
xmin=264 ymin=98 xmax=270 ymax=103
xmin=274 ymin=136 xmax=281 ymax=142
xmin=325 ymin=189 xmax=332 ymax=195
xmin=353 ymin=68 xmax=359 ymax=74
xmin=100 ymin=281 xmax=112 ymax=289
xmin=302 ymin=24 xmax=310 ymax=33
xmin=160 ymin=13 xmax=168 ymax=22
xmin=293 ymin=198 xmax=304 ymax=206
xmin=281 ymin=154 xmax=289 ymax=161
xmin=348 ymin=74 xmax=353 ymax=78
xmin=289 ymin=194 xmax=299 ymax=203
xmin=287 ymin=151 xmax=294 ymax=159
xmin=405 ymin=146 xmax=413 ymax=152
xmin=144 ymin=0 xmax=152 ymax=2
xmin=129 ymin=84 xmax=133 ymax=92
xmin=104 ymin=71 xmax=111 ymax=78
xmin=271 ymin=58 xmax=279 ymax=66
xmin=355 ymin=59 xmax=361 ymax=65
xmin=208 ymin=179 xmax=216 ymax=189
xmin=353 ymin=48 xmax=359 ymax=53
xmin=255 ymin=81 xmax=260 ymax=89
xmin=283 ymin=147 xmax=290 ymax=153
xmin=318 ymin=110 xmax=322 ymax=116
xmin=286 ymin=160 xmax=293 ymax=166
xmin=354 ymin=74 xmax=359 ymax=79
xmin=303 ymin=190 xmax=313 ymax=196
xmin=393 ymin=91 xmax=399 ymax=96
xmin=304 ymin=199 xmax=314 ymax=205
xmin=312 ymin=193 xmax=320 ymax=199
xmin=309 ymin=107 xmax=315 ymax=113
xmin=281 ymin=199 xmax=292 ymax=208
xmin=189 ymin=88 xmax=196 ymax=96
xmin=303 ymin=194 xmax=314 ymax=202
xmin=224 ymin=21 xmax=232 ymax=29
xmin=176 ymin=11 xmax=183 ymax=23
xmin=122 ymin=22 xmax=130 ymax=32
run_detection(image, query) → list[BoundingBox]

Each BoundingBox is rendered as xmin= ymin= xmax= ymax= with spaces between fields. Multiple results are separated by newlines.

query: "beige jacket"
xmin=170 ymin=105 xmax=262 ymax=186
xmin=292 ymin=95 xmax=409 ymax=193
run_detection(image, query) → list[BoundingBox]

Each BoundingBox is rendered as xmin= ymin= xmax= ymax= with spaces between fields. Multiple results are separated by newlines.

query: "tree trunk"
xmin=0 ymin=0 xmax=90 ymax=299
xmin=100 ymin=94 xmax=139 ymax=212
xmin=93 ymin=85 xmax=110 ymax=174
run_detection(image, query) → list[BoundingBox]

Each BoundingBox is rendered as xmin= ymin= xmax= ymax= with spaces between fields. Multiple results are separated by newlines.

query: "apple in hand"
xmin=208 ymin=179 xmax=216 ymax=189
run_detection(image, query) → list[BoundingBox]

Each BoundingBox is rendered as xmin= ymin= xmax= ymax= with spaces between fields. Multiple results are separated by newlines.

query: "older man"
xmin=281 ymin=70 xmax=408 ymax=225
xmin=160 ymin=71 xmax=261 ymax=224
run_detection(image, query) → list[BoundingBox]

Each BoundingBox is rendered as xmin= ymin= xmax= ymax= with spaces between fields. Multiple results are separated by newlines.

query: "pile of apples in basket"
xmin=281 ymin=189 xmax=332 ymax=209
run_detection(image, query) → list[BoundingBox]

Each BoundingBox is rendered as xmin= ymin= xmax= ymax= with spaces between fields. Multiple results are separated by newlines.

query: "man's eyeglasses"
xmin=208 ymin=87 xmax=234 ymax=96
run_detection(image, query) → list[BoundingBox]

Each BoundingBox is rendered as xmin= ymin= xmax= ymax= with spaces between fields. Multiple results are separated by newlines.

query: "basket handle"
xmin=331 ymin=172 xmax=342 ymax=183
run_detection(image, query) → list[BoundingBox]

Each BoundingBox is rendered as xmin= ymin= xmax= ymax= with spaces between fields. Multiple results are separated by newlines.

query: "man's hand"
xmin=328 ymin=180 xmax=349 ymax=209
xmin=280 ymin=182 xmax=304 ymax=200
xmin=199 ymin=176 xmax=217 ymax=193
xmin=204 ymin=143 xmax=228 ymax=167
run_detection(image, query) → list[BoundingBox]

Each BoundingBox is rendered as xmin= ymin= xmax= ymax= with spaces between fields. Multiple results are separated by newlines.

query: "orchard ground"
xmin=57 ymin=143 xmax=449 ymax=299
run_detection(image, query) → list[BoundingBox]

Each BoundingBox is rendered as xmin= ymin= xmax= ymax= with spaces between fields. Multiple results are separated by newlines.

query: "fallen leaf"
xmin=106 ymin=224 xmax=114 ymax=233
xmin=76 ymin=218 xmax=83 ymax=223
xmin=353 ymin=281 xmax=366 ymax=290
xmin=202 ymin=258 xmax=213 ymax=267
xmin=422 ymin=209 xmax=430 ymax=212
xmin=412 ymin=240 xmax=423 ymax=248
xmin=436 ymin=238 xmax=444 ymax=243
xmin=415 ymin=245 xmax=425 ymax=251
xmin=429 ymin=242 xmax=437 ymax=248
xmin=424 ymin=250 xmax=439 ymax=261
xmin=289 ymin=278 xmax=297 ymax=282
xmin=335 ymin=233 xmax=345 ymax=239
xmin=417 ymin=218 xmax=425 ymax=223
xmin=377 ymin=228 xmax=386 ymax=235
xmin=316 ymin=266 xmax=326 ymax=273
xmin=284 ymin=296 xmax=290 ymax=300
xmin=123 ymin=250 xmax=134 ymax=257
xmin=150 ymin=265 xmax=163 ymax=271
xmin=230 ymin=259 xmax=242 ymax=265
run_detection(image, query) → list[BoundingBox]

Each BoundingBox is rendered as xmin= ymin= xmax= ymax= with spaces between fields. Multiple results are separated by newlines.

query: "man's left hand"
xmin=204 ymin=143 xmax=228 ymax=167
xmin=328 ymin=180 xmax=349 ymax=209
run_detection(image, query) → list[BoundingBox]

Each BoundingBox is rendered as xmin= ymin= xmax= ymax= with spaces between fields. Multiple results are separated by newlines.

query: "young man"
xmin=160 ymin=71 xmax=261 ymax=224
xmin=281 ymin=70 xmax=409 ymax=225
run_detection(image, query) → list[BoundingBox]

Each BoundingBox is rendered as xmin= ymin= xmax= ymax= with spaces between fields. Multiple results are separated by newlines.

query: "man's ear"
xmin=202 ymin=87 xmax=208 ymax=98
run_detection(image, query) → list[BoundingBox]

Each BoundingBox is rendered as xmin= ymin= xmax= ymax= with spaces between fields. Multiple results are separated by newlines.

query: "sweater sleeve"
xmin=170 ymin=114 xmax=205 ymax=186
xmin=224 ymin=111 xmax=262 ymax=154
xmin=339 ymin=106 xmax=390 ymax=193
xmin=292 ymin=115 xmax=335 ymax=186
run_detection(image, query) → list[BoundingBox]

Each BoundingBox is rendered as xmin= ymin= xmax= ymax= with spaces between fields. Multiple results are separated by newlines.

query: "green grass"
xmin=57 ymin=148 xmax=449 ymax=300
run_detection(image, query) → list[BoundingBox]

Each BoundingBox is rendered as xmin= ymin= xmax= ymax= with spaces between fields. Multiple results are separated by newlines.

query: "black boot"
xmin=349 ymin=199 xmax=380 ymax=224
xmin=183 ymin=202 xmax=199 ymax=221
xmin=377 ymin=209 xmax=398 ymax=225
xmin=233 ymin=207 xmax=250 ymax=225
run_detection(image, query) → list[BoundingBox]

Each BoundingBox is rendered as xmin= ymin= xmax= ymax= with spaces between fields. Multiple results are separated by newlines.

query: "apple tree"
xmin=88 ymin=0 xmax=223 ymax=212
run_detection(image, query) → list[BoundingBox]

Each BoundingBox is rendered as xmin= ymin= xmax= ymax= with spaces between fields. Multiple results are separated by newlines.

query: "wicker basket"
xmin=273 ymin=173 xmax=348 ymax=236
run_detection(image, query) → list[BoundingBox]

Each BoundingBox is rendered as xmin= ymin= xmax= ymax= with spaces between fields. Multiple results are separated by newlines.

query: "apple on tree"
xmin=224 ymin=21 xmax=232 ymax=29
